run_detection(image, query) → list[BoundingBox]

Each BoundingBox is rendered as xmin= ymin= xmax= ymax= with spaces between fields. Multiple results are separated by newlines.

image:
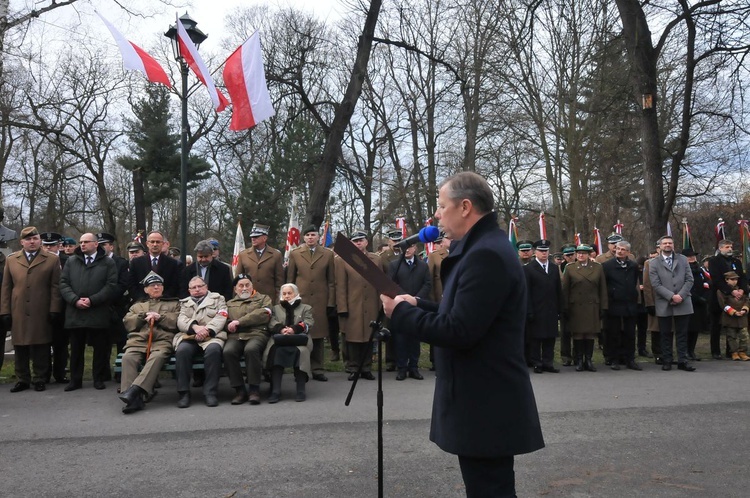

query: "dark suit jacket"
xmin=182 ymin=259 xmax=233 ymax=301
xmin=129 ymin=254 xmax=184 ymax=302
xmin=524 ymin=259 xmax=562 ymax=338
xmin=602 ymin=258 xmax=640 ymax=317
xmin=390 ymin=213 xmax=544 ymax=458
xmin=389 ymin=257 xmax=431 ymax=299
xmin=708 ymin=254 xmax=747 ymax=309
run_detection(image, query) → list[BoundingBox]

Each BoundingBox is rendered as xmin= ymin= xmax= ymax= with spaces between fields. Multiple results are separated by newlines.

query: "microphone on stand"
xmin=393 ymin=226 xmax=440 ymax=249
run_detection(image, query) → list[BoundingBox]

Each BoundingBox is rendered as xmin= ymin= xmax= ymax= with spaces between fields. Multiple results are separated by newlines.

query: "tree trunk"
xmin=307 ymin=0 xmax=383 ymax=228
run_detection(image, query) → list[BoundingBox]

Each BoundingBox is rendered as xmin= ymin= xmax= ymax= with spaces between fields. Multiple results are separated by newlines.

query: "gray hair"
xmin=279 ymin=283 xmax=299 ymax=300
xmin=616 ymin=240 xmax=631 ymax=251
xmin=194 ymin=240 xmax=214 ymax=255
xmin=439 ymin=171 xmax=494 ymax=214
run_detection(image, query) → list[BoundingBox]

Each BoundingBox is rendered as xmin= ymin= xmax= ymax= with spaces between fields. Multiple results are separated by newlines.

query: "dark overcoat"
xmin=524 ymin=260 xmax=563 ymax=339
xmin=602 ymin=258 xmax=639 ymax=317
xmin=389 ymin=257 xmax=431 ymax=300
xmin=390 ymin=213 xmax=544 ymax=458
xmin=335 ymin=251 xmax=387 ymax=343
xmin=59 ymin=247 xmax=119 ymax=329
xmin=287 ymin=245 xmax=336 ymax=339
xmin=1 ymin=250 xmax=63 ymax=345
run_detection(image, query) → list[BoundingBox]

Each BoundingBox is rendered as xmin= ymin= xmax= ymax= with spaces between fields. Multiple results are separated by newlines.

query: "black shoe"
xmin=662 ymin=363 xmax=672 ymax=371
xmin=34 ymin=382 xmax=46 ymax=392
xmin=177 ymin=392 xmax=191 ymax=408
xmin=295 ymin=390 xmax=306 ymax=402
xmin=542 ymin=365 xmax=560 ymax=373
xmin=119 ymin=385 xmax=141 ymax=404
xmin=10 ymin=382 xmax=30 ymax=393
xmin=408 ymin=370 xmax=424 ymax=380
xmin=575 ymin=360 xmax=585 ymax=372
xmin=396 ymin=371 xmax=407 ymax=381
xmin=712 ymin=354 xmax=723 ymax=360
xmin=268 ymin=391 xmax=280 ymax=404
xmin=533 ymin=366 xmax=543 ymax=374
xmin=678 ymin=362 xmax=696 ymax=372
xmin=626 ymin=361 xmax=642 ymax=371
xmin=562 ymin=359 xmax=573 ymax=367
xmin=55 ymin=377 xmax=70 ymax=384
xmin=361 ymin=372 xmax=375 ymax=380
xmin=64 ymin=381 xmax=82 ymax=392
xmin=204 ymin=394 xmax=218 ymax=407
xmin=93 ymin=381 xmax=106 ymax=390
xmin=385 ymin=364 xmax=396 ymax=372
xmin=122 ymin=395 xmax=144 ymax=414
xmin=312 ymin=373 xmax=328 ymax=382
xmin=655 ymin=357 xmax=663 ymax=365
xmin=638 ymin=350 xmax=654 ymax=358
xmin=611 ymin=363 xmax=621 ymax=371
xmin=585 ymin=359 xmax=597 ymax=372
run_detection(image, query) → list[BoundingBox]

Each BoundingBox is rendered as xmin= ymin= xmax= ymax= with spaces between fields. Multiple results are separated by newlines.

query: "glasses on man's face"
xmin=188 ymin=284 xmax=207 ymax=290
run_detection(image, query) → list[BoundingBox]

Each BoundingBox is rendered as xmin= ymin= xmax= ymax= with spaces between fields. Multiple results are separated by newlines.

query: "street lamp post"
xmin=164 ymin=13 xmax=208 ymax=264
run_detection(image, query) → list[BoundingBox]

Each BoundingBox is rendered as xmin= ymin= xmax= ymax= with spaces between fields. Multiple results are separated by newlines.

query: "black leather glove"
xmin=338 ymin=312 xmax=349 ymax=319
xmin=646 ymin=306 xmax=656 ymax=316
xmin=1 ymin=314 xmax=11 ymax=332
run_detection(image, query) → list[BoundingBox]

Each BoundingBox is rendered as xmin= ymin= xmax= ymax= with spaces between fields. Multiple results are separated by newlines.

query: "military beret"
xmin=302 ymin=225 xmax=318 ymax=235
xmin=350 ymin=230 xmax=367 ymax=241
xmin=96 ymin=232 xmax=115 ymax=244
xmin=141 ymin=271 xmax=164 ymax=286
xmin=249 ymin=223 xmax=270 ymax=237
xmin=575 ymin=244 xmax=593 ymax=252
xmin=533 ymin=239 xmax=551 ymax=251
xmin=517 ymin=240 xmax=533 ymax=251
xmin=607 ymin=233 xmax=623 ymax=244
xmin=233 ymin=273 xmax=252 ymax=286
xmin=40 ymin=232 xmax=62 ymax=244
xmin=387 ymin=229 xmax=403 ymax=242
xmin=63 ymin=237 xmax=77 ymax=246
xmin=20 ymin=226 xmax=40 ymax=239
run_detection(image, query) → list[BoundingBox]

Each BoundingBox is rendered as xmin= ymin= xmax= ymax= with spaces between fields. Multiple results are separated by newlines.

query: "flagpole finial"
xmin=682 ymin=217 xmax=687 ymax=224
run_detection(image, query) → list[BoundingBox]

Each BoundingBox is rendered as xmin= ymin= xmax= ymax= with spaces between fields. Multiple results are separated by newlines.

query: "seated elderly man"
xmin=175 ymin=276 xmax=228 ymax=408
xmin=118 ymin=272 xmax=180 ymax=414
xmin=223 ymin=273 xmax=273 ymax=405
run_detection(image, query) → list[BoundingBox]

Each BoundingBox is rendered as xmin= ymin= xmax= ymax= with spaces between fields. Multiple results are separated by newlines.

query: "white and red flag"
xmin=96 ymin=12 xmax=170 ymax=87
xmin=396 ymin=217 xmax=407 ymax=239
xmin=613 ymin=220 xmax=624 ymax=235
xmin=223 ymin=32 xmax=275 ymax=131
xmin=176 ymin=16 xmax=229 ymax=112
xmin=284 ymin=192 xmax=300 ymax=263
xmin=232 ymin=220 xmax=245 ymax=276
xmin=538 ymin=212 xmax=547 ymax=240
xmin=593 ymin=227 xmax=603 ymax=255
xmin=424 ymin=218 xmax=435 ymax=255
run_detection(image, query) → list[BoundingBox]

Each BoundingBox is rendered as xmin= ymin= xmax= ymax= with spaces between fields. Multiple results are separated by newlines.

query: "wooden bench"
xmin=113 ymin=353 xmax=244 ymax=373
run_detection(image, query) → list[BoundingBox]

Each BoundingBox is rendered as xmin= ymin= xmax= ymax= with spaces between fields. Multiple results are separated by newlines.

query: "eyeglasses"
xmin=188 ymin=284 xmax=207 ymax=290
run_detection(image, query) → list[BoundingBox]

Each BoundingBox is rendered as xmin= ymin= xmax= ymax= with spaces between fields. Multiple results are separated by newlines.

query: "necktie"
xmin=152 ymin=257 xmax=158 ymax=270
xmin=666 ymin=256 xmax=673 ymax=270
xmin=407 ymin=260 xmax=413 ymax=267
xmin=310 ymin=248 xmax=315 ymax=257
xmin=27 ymin=252 xmax=34 ymax=262
xmin=544 ymin=264 xmax=548 ymax=274
xmin=86 ymin=256 xmax=92 ymax=265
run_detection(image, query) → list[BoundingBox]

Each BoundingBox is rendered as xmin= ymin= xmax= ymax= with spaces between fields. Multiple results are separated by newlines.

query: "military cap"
xmin=303 ymin=225 xmax=318 ymax=235
xmin=20 ymin=226 xmax=40 ymax=239
xmin=607 ymin=233 xmax=623 ymax=244
xmin=208 ymin=238 xmax=220 ymax=249
xmin=552 ymin=252 xmax=563 ymax=259
xmin=168 ymin=247 xmax=181 ymax=257
xmin=724 ymin=271 xmax=740 ymax=280
xmin=63 ymin=237 xmax=77 ymax=246
xmin=575 ymin=244 xmax=593 ymax=252
xmin=141 ymin=271 xmax=164 ymax=286
xmin=126 ymin=241 xmax=145 ymax=252
xmin=96 ymin=232 xmax=115 ymax=244
xmin=561 ymin=245 xmax=576 ymax=255
xmin=517 ymin=240 xmax=533 ymax=251
xmin=40 ymin=232 xmax=62 ymax=245
xmin=434 ymin=230 xmax=445 ymax=244
xmin=350 ymin=229 xmax=368 ymax=241
xmin=533 ymin=239 xmax=551 ymax=251
xmin=681 ymin=247 xmax=697 ymax=257
xmin=249 ymin=223 xmax=270 ymax=237
xmin=387 ymin=229 xmax=404 ymax=242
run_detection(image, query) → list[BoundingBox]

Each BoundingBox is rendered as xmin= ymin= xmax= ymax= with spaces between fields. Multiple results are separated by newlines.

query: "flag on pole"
xmin=396 ymin=217 xmax=407 ymax=239
xmin=321 ymin=217 xmax=333 ymax=248
xmin=738 ymin=217 xmax=749 ymax=269
xmin=424 ymin=218 xmax=435 ymax=255
xmin=593 ymin=227 xmax=603 ymax=255
xmin=223 ymin=31 xmax=275 ymax=131
xmin=176 ymin=15 xmax=229 ymax=112
xmin=574 ymin=232 xmax=581 ymax=247
xmin=613 ymin=220 xmax=623 ymax=235
xmin=538 ymin=212 xmax=547 ymax=240
xmin=232 ymin=220 xmax=245 ymax=276
xmin=682 ymin=218 xmax=693 ymax=251
xmin=508 ymin=216 xmax=519 ymax=248
xmin=96 ymin=12 xmax=170 ymax=87
xmin=716 ymin=218 xmax=726 ymax=248
xmin=666 ymin=221 xmax=672 ymax=238
xmin=284 ymin=192 xmax=300 ymax=263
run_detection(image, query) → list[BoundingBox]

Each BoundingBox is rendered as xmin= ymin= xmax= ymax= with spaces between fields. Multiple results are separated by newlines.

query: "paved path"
xmin=1 ymin=359 xmax=748 ymax=497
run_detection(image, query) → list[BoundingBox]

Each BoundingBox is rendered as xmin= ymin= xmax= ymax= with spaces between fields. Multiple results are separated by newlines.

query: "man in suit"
xmin=235 ymin=223 xmax=284 ymax=302
xmin=182 ymin=240 xmax=233 ymax=301
xmin=602 ymin=240 xmax=642 ymax=371
xmin=524 ymin=239 xmax=563 ymax=373
xmin=389 ymin=242 xmax=431 ymax=380
xmin=382 ymin=172 xmax=544 ymax=497
xmin=649 ymin=235 xmax=695 ymax=372
xmin=129 ymin=230 xmax=184 ymax=302
xmin=287 ymin=225 xmax=336 ymax=381
xmin=1 ymin=227 xmax=63 ymax=392
xmin=707 ymin=239 xmax=747 ymax=359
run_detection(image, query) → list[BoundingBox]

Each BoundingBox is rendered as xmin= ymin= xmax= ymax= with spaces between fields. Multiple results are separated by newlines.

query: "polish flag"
xmin=176 ymin=16 xmax=229 ymax=112
xmin=97 ymin=12 xmax=170 ymax=87
xmin=232 ymin=220 xmax=245 ymax=276
xmin=223 ymin=32 xmax=275 ymax=131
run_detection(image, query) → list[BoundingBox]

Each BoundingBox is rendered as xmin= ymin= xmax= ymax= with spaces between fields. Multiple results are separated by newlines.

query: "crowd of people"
xmin=1 ymin=214 xmax=747 ymax=415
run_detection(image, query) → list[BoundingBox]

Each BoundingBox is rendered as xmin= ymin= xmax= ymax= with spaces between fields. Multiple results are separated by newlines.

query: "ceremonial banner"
xmin=232 ymin=220 xmax=245 ymax=275
xmin=284 ymin=192 xmax=300 ymax=262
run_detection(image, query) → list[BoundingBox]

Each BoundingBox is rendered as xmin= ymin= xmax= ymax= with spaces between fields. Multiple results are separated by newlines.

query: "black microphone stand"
xmin=345 ymin=250 xmax=408 ymax=498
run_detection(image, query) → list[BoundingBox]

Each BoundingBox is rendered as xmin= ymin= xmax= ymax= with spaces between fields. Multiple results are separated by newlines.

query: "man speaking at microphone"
xmin=381 ymin=172 xmax=544 ymax=497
